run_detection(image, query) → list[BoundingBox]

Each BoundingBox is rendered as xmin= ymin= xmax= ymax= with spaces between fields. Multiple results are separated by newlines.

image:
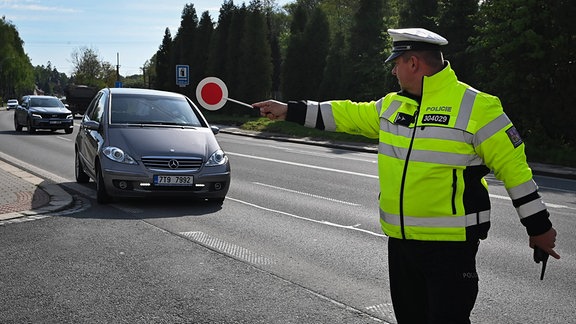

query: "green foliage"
xmin=150 ymin=0 xmax=576 ymax=164
xmin=0 ymin=17 xmax=35 ymax=99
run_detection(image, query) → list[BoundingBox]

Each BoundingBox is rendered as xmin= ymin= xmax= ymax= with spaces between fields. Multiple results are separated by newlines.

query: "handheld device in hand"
xmin=533 ymin=246 xmax=549 ymax=280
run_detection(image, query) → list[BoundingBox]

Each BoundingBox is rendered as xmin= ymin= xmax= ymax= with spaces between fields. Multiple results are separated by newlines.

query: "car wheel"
xmin=75 ymin=151 xmax=90 ymax=183
xmin=14 ymin=115 xmax=22 ymax=132
xmin=27 ymin=118 xmax=35 ymax=134
xmin=65 ymin=128 xmax=73 ymax=134
xmin=96 ymin=164 xmax=112 ymax=204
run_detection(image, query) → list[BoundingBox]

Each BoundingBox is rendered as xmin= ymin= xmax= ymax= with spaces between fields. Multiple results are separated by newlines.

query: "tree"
xmin=281 ymin=3 xmax=308 ymax=99
xmin=34 ymin=62 xmax=69 ymax=95
xmin=435 ymin=0 xmax=479 ymax=84
xmin=0 ymin=17 xmax=35 ymax=100
xmin=300 ymin=7 xmax=330 ymax=99
xmin=237 ymin=1 xmax=273 ymax=107
xmin=192 ymin=11 xmax=214 ymax=87
xmin=155 ymin=28 xmax=174 ymax=91
xmin=207 ymin=1 xmax=237 ymax=80
xmin=70 ymin=47 xmax=111 ymax=88
xmin=172 ymin=4 xmax=199 ymax=97
xmin=470 ymin=0 xmax=576 ymax=155
xmin=397 ymin=0 xmax=438 ymax=30
xmin=343 ymin=0 xmax=386 ymax=100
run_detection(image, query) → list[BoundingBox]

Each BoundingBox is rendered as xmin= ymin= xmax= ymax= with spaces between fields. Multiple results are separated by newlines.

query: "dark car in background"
xmin=14 ymin=95 xmax=74 ymax=134
xmin=74 ymin=88 xmax=230 ymax=204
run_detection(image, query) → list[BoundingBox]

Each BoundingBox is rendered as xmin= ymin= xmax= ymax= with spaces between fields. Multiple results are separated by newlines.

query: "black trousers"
xmin=388 ymin=237 xmax=480 ymax=324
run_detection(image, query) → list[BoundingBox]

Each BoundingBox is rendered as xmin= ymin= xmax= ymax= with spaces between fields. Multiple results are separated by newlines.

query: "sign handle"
xmin=226 ymin=97 xmax=254 ymax=109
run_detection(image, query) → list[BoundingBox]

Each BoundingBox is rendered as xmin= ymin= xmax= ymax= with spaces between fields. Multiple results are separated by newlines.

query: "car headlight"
xmin=206 ymin=149 xmax=228 ymax=166
xmin=67 ymin=114 xmax=73 ymax=119
xmin=31 ymin=113 xmax=42 ymax=118
xmin=102 ymin=146 xmax=137 ymax=164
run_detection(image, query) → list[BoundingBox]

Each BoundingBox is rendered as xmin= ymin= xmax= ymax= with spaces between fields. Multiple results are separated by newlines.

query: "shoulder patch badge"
xmin=506 ymin=126 xmax=523 ymax=148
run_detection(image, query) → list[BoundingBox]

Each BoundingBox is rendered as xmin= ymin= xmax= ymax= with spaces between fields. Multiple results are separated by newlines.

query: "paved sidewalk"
xmin=0 ymin=160 xmax=73 ymax=221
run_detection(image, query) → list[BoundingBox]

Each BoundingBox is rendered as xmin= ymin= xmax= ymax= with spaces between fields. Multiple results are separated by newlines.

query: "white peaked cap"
xmin=385 ymin=28 xmax=448 ymax=63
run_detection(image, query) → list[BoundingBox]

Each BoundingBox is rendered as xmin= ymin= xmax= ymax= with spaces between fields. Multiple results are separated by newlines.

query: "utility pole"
xmin=116 ymin=52 xmax=120 ymax=82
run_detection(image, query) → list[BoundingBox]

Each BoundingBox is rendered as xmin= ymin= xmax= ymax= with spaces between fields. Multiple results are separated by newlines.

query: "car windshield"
xmin=110 ymin=94 xmax=203 ymax=127
xmin=30 ymin=97 xmax=64 ymax=108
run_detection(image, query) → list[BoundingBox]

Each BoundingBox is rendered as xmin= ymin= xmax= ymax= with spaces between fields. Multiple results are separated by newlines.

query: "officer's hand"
xmin=530 ymin=228 xmax=560 ymax=259
xmin=252 ymin=100 xmax=287 ymax=121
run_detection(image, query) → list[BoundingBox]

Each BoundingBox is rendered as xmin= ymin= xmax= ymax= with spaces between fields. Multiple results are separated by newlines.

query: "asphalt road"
xmin=0 ymin=110 xmax=574 ymax=323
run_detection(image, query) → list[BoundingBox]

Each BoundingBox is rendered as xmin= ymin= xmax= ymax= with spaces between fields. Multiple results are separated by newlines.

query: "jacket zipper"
xmin=399 ymin=109 xmax=419 ymax=240
xmin=451 ymin=169 xmax=457 ymax=214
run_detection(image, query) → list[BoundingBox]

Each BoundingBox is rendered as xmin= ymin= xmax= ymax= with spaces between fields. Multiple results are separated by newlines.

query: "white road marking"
xmin=253 ymin=182 xmax=361 ymax=206
xmin=228 ymin=151 xmax=379 ymax=179
xmin=227 ymin=197 xmax=387 ymax=238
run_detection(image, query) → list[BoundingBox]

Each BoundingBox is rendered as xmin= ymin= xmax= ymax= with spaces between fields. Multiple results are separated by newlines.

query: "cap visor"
xmin=385 ymin=51 xmax=403 ymax=63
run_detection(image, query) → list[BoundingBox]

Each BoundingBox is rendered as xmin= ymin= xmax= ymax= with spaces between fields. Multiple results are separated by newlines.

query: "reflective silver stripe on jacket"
xmin=378 ymin=142 xmax=483 ymax=166
xmin=320 ymin=102 xmax=337 ymax=131
xmin=473 ymin=113 xmax=512 ymax=147
xmin=380 ymin=209 xmax=491 ymax=227
xmin=507 ymin=179 xmax=539 ymax=200
xmin=380 ymin=100 xmax=402 ymax=119
xmin=516 ymin=199 xmax=547 ymax=220
xmin=304 ymin=100 xmax=319 ymax=128
xmin=304 ymin=101 xmax=337 ymax=131
xmin=454 ymin=88 xmax=479 ymax=130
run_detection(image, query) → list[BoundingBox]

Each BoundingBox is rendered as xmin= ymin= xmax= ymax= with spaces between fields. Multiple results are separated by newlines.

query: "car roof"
xmin=25 ymin=95 xmax=60 ymax=99
xmin=106 ymin=88 xmax=186 ymax=99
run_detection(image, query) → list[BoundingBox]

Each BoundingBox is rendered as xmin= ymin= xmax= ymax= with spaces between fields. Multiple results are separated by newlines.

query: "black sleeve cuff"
xmin=286 ymin=101 xmax=307 ymax=125
xmin=520 ymin=210 xmax=553 ymax=236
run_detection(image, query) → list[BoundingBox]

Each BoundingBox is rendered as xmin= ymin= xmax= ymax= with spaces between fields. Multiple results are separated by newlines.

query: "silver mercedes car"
xmin=74 ymin=88 xmax=230 ymax=204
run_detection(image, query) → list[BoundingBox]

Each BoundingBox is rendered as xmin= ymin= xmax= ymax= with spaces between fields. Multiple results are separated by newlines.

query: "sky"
xmin=1 ymin=0 xmax=293 ymax=76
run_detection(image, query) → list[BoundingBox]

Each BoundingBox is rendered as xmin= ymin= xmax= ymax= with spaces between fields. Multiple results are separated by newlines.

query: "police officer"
xmin=253 ymin=28 xmax=560 ymax=324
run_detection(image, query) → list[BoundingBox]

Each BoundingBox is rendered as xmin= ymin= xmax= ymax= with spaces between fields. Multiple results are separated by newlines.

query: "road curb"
xmin=0 ymin=160 xmax=74 ymax=221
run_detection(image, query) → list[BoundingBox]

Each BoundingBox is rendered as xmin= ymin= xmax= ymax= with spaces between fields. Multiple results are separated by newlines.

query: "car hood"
xmin=30 ymin=107 xmax=72 ymax=114
xmin=106 ymin=126 xmax=220 ymax=159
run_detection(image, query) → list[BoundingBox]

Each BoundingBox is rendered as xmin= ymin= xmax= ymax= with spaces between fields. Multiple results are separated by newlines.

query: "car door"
xmin=15 ymin=96 xmax=29 ymax=125
xmin=78 ymin=92 xmax=106 ymax=177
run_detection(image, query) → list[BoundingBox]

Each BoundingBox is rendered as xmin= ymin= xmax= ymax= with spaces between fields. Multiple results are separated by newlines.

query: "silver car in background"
xmin=74 ymin=88 xmax=230 ymax=204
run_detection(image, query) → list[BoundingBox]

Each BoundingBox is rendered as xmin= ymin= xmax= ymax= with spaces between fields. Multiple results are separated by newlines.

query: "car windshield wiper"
xmin=128 ymin=121 xmax=197 ymax=128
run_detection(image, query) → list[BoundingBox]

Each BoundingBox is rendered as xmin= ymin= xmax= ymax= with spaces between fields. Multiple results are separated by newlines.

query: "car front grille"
xmin=141 ymin=157 xmax=203 ymax=171
xmin=39 ymin=113 xmax=69 ymax=119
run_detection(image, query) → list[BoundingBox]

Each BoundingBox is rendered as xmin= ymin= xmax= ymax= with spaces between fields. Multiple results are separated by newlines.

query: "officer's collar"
xmin=397 ymin=90 xmax=422 ymax=103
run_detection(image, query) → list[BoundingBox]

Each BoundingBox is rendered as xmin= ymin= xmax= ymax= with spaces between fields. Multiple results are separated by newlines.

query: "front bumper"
xmin=31 ymin=118 xmax=73 ymax=130
xmin=101 ymin=168 xmax=231 ymax=199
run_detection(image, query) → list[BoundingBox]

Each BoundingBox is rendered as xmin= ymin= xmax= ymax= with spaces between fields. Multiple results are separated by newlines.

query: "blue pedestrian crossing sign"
xmin=176 ymin=65 xmax=189 ymax=87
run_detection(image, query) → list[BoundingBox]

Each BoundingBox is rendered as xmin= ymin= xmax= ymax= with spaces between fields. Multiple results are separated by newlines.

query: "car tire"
xmin=27 ymin=118 xmax=35 ymax=134
xmin=14 ymin=115 xmax=22 ymax=132
xmin=65 ymin=128 xmax=73 ymax=134
xmin=75 ymin=151 xmax=90 ymax=183
xmin=96 ymin=164 xmax=112 ymax=204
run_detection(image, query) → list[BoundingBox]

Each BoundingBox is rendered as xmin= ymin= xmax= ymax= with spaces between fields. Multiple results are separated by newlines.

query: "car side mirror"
xmin=83 ymin=120 xmax=100 ymax=131
xmin=211 ymin=126 xmax=220 ymax=135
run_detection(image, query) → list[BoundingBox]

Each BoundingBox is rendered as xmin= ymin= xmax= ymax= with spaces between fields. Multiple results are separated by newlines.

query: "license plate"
xmin=50 ymin=120 xmax=62 ymax=124
xmin=153 ymin=175 xmax=193 ymax=186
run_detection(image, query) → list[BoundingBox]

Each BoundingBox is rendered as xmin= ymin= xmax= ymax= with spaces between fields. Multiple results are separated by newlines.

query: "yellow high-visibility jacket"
xmin=286 ymin=62 xmax=551 ymax=241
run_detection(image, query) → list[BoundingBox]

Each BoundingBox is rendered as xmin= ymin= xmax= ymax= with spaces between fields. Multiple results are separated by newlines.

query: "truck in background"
xmin=64 ymin=85 xmax=98 ymax=116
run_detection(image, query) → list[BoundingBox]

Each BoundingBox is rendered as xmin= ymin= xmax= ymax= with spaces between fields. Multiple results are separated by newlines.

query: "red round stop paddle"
xmin=196 ymin=77 xmax=253 ymax=110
